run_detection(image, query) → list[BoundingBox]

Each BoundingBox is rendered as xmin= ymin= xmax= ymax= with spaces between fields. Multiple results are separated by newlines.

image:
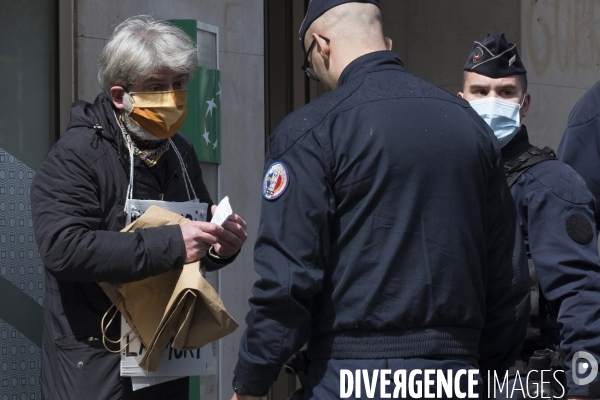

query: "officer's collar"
xmin=337 ymin=50 xmax=405 ymax=87
xmin=502 ymin=125 xmax=532 ymax=162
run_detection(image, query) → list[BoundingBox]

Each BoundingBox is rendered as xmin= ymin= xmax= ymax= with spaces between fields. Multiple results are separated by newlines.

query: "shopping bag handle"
xmin=101 ymin=303 xmax=139 ymax=354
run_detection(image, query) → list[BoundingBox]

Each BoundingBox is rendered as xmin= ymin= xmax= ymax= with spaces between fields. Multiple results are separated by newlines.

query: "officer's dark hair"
xmin=462 ymin=72 xmax=528 ymax=95
xmin=517 ymin=74 xmax=528 ymax=93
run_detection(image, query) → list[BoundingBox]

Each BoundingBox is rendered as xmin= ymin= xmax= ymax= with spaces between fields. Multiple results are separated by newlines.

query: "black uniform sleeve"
xmin=557 ymin=82 xmax=600 ymax=229
xmin=234 ymin=131 xmax=332 ymax=394
xmin=516 ymin=168 xmax=600 ymax=396
xmin=31 ymin=142 xmax=185 ymax=283
xmin=479 ymin=163 xmax=531 ymax=373
xmin=558 ymin=116 xmax=600 ymax=230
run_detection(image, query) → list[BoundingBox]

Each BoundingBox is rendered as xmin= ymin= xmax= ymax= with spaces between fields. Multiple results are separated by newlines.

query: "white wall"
xmin=520 ymin=0 xmax=600 ymax=150
xmin=75 ymin=1 xmax=264 ymax=398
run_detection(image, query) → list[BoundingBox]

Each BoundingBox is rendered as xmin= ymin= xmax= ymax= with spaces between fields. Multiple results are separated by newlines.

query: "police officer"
xmin=458 ymin=32 xmax=600 ymax=399
xmin=231 ymin=3 xmax=530 ymax=399
xmin=558 ymin=81 xmax=600 ymax=229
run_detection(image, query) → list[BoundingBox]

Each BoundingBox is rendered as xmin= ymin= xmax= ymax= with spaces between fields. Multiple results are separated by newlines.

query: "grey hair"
xmin=98 ymin=15 xmax=198 ymax=92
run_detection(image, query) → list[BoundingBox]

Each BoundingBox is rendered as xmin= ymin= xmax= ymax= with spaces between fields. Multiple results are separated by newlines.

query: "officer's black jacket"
xmin=30 ymin=93 xmax=229 ymax=399
xmin=508 ymin=127 xmax=600 ymax=397
xmin=559 ymin=80 xmax=600 ymax=229
xmin=235 ymin=51 xmax=530 ymax=394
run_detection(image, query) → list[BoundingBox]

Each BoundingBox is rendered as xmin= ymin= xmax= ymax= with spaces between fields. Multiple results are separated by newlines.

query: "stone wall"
xmin=381 ymin=0 xmax=521 ymax=96
xmin=521 ymin=0 xmax=600 ymax=149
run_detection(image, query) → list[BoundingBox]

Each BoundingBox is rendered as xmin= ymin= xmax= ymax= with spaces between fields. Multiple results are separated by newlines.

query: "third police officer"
xmin=458 ymin=32 xmax=600 ymax=399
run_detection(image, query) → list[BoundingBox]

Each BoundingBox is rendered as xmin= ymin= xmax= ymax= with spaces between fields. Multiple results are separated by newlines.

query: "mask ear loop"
xmin=519 ymin=95 xmax=527 ymax=108
xmin=517 ymin=95 xmax=527 ymax=126
xmin=168 ymin=138 xmax=198 ymax=202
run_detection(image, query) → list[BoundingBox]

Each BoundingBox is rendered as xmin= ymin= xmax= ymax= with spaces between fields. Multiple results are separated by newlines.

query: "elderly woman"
xmin=31 ymin=16 xmax=247 ymax=399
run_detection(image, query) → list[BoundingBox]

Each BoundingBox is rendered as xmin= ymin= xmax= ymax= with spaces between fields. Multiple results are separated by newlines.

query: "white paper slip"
xmin=211 ymin=196 xmax=233 ymax=226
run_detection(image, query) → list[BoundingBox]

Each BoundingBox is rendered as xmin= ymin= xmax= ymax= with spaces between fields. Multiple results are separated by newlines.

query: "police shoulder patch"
xmin=262 ymin=162 xmax=289 ymax=201
xmin=565 ymin=214 xmax=594 ymax=245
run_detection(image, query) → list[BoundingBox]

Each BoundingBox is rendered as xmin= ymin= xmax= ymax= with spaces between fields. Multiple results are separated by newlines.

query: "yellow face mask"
xmin=127 ymin=90 xmax=187 ymax=139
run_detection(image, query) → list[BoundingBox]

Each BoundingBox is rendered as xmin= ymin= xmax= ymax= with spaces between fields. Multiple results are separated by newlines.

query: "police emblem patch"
xmin=263 ymin=162 xmax=289 ymax=201
xmin=473 ymin=47 xmax=484 ymax=63
xmin=566 ymin=214 xmax=594 ymax=245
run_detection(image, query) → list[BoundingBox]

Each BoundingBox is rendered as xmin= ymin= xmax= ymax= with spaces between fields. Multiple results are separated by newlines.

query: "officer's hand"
xmin=211 ymin=205 xmax=248 ymax=258
xmin=181 ymin=221 xmax=222 ymax=263
xmin=230 ymin=394 xmax=262 ymax=400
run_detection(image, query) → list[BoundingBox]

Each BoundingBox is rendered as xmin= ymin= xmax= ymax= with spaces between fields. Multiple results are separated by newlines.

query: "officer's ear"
xmin=520 ymin=93 xmax=531 ymax=119
xmin=384 ymin=37 xmax=392 ymax=51
xmin=110 ymin=86 xmax=126 ymax=110
xmin=314 ymin=34 xmax=331 ymax=62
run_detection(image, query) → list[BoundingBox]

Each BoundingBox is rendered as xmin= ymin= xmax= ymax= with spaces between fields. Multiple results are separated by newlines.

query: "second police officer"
xmin=458 ymin=32 xmax=600 ymax=399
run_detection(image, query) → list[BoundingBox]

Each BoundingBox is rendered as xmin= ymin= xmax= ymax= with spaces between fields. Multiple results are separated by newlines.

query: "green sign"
xmin=180 ymin=67 xmax=221 ymax=164
xmin=170 ymin=19 xmax=221 ymax=165
xmin=189 ymin=376 xmax=200 ymax=400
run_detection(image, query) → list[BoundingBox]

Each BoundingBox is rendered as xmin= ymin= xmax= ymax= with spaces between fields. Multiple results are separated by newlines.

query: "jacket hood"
xmin=66 ymin=92 xmax=123 ymax=146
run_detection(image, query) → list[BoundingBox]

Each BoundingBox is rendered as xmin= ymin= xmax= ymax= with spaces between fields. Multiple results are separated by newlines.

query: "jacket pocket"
xmin=54 ymin=335 xmax=122 ymax=400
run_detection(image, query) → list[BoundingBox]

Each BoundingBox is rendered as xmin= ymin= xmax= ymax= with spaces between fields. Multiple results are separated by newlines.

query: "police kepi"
xmin=464 ymin=31 xmax=526 ymax=77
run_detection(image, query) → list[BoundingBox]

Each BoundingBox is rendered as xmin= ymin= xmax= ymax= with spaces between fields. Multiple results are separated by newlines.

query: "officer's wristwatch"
xmin=232 ymin=377 xmax=267 ymax=397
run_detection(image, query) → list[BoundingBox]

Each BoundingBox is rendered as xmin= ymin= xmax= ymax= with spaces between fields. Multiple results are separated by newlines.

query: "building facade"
xmin=1 ymin=0 xmax=599 ymax=399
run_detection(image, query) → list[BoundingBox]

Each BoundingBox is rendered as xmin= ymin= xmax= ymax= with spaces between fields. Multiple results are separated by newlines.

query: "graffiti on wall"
xmin=525 ymin=0 xmax=600 ymax=78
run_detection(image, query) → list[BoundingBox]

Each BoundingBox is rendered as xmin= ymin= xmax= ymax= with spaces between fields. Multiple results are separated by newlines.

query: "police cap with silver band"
xmin=299 ymin=0 xmax=380 ymax=51
xmin=463 ymin=31 xmax=527 ymax=78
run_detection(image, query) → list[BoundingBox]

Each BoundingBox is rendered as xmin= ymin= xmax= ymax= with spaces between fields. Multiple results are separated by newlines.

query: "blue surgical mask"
xmin=469 ymin=97 xmax=525 ymax=148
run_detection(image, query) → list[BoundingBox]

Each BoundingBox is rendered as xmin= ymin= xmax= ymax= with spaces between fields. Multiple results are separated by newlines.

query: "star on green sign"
xmin=180 ymin=67 xmax=221 ymax=164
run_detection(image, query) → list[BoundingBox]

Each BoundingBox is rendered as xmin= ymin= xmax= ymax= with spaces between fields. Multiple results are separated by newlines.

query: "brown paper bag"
xmin=172 ymin=264 xmax=240 ymax=349
xmin=100 ymin=205 xmax=238 ymax=372
xmin=138 ymin=289 xmax=197 ymax=371
xmin=139 ymin=261 xmax=239 ymax=371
